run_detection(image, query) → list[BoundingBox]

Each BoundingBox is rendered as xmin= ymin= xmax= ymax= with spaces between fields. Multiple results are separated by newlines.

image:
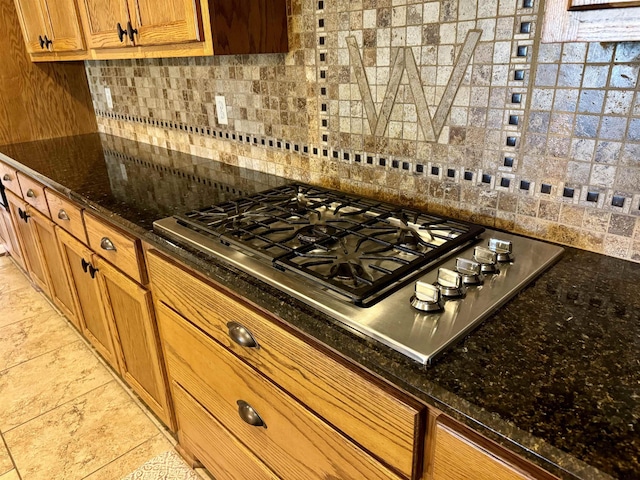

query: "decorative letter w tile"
xmin=347 ymin=30 xmax=482 ymax=142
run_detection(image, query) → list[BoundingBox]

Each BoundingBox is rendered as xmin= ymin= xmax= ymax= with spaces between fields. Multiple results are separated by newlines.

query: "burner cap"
xmin=297 ymin=224 xmax=337 ymax=244
xmin=330 ymin=262 xmax=364 ymax=281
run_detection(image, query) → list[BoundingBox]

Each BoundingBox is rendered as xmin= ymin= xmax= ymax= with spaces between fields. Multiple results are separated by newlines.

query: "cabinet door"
xmin=6 ymin=192 xmax=50 ymax=296
xmin=431 ymin=422 xmax=544 ymax=480
xmin=13 ymin=0 xmax=50 ymax=54
xmin=127 ymin=0 xmax=201 ymax=46
xmin=95 ymin=256 xmax=174 ymax=429
xmin=79 ymin=0 xmax=132 ymax=49
xmin=57 ymin=229 xmax=118 ymax=368
xmin=1 ymin=207 xmax=25 ymax=271
xmin=28 ymin=210 xmax=79 ymax=327
xmin=41 ymin=0 xmax=85 ymax=52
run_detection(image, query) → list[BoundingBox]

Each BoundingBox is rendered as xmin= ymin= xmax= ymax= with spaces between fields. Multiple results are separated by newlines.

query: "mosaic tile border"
xmin=95 ymin=109 xmax=640 ymax=215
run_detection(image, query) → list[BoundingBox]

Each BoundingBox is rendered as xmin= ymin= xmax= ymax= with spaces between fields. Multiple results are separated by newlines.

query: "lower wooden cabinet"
xmin=1 ymin=206 xmax=25 ymax=270
xmin=95 ymin=256 xmax=174 ymax=428
xmin=28 ymin=211 xmax=78 ymax=326
xmin=147 ymin=250 xmax=423 ymax=479
xmin=157 ymin=301 xmax=401 ymax=480
xmin=57 ymin=228 xmax=118 ymax=368
xmin=429 ymin=420 xmax=557 ymax=480
xmin=6 ymin=191 xmax=50 ymax=295
xmin=172 ymin=382 xmax=279 ymax=480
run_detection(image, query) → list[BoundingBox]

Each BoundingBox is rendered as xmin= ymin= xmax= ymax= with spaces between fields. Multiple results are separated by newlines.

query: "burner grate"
xmin=174 ymin=183 xmax=485 ymax=304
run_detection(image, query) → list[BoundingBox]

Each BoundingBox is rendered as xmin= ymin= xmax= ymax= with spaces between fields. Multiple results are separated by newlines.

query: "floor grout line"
xmin=1 ymin=254 xmax=177 ymax=478
xmin=78 ymin=433 xmax=170 ymax=480
xmin=0 ymin=338 xmax=81 ymax=375
xmin=1 ymin=431 xmax=22 ymax=480
xmin=1 ymin=380 xmax=116 ymax=436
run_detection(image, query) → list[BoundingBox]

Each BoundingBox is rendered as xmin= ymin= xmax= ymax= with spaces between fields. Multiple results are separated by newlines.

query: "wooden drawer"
xmin=45 ymin=190 xmax=87 ymax=244
xmin=147 ymin=250 xmax=423 ymax=479
xmin=431 ymin=419 xmax=558 ymax=480
xmin=84 ymin=212 xmax=145 ymax=283
xmin=0 ymin=161 xmax=21 ymax=196
xmin=17 ymin=173 xmax=49 ymax=216
xmin=172 ymin=382 xmax=279 ymax=480
xmin=157 ymin=302 xmax=402 ymax=480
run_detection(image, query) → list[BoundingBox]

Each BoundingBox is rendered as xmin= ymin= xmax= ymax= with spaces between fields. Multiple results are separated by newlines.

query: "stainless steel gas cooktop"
xmin=154 ymin=183 xmax=564 ymax=365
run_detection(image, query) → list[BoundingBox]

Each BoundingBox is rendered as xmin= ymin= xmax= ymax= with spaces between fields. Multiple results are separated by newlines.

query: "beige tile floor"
xmin=0 ymin=254 xmax=182 ymax=480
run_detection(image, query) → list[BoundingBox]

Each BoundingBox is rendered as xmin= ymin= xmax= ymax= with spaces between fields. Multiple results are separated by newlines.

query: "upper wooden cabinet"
xmin=80 ymin=0 xmax=202 ymax=50
xmin=17 ymin=0 xmax=288 ymax=61
xmin=13 ymin=0 xmax=85 ymax=57
xmin=542 ymin=0 xmax=640 ymax=42
xmin=79 ymin=0 xmax=132 ymax=49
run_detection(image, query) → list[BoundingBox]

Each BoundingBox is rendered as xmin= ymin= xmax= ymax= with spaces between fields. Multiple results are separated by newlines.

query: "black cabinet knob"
xmin=89 ymin=265 xmax=99 ymax=279
xmin=81 ymin=258 xmax=90 ymax=273
xmin=39 ymin=35 xmax=45 ymax=49
xmin=126 ymin=21 xmax=138 ymax=42
xmin=117 ymin=23 xmax=126 ymax=42
xmin=44 ymin=36 xmax=52 ymax=49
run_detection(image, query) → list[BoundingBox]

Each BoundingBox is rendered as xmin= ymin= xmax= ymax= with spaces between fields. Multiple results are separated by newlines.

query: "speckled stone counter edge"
xmin=0 ymin=150 xmax=612 ymax=480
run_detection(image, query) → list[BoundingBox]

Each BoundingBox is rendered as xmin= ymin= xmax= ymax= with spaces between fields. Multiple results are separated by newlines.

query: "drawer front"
xmin=16 ymin=173 xmax=49 ymax=216
xmin=45 ymin=190 xmax=87 ymax=244
xmin=433 ymin=423 xmax=535 ymax=480
xmin=0 ymin=162 xmax=21 ymax=196
xmin=84 ymin=212 xmax=144 ymax=283
xmin=158 ymin=303 xmax=402 ymax=480
xmin=147 ymin=250 xmax=422 ymax=479
xmin=172 ymin=382 xmax=280 ymax=480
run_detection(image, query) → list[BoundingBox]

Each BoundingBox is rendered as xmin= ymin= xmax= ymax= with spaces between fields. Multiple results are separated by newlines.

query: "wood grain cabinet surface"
xmin=28 ymin=209 xmax=79 ymax=327
xmin=147 ymin=249 xmax=425 ymax=479
xmin=543 ymin=0 xmax=640 ymax=42
xmin=95 ymin=255 xmax=174 ymax=429
xmin=13 ymin=0 xmax=86 ymax=58
xmin=45 ymin=189 xmax=88 ymax=244
xmin=57 ymin=227 xmax=119 ymax=369
xmin=158 ymin=302 xmax=402 ymax=480
xmin=6 ymin=190 xmax=50 ymax=296
xmin=22 ymin=0 xmax=288 ymax=60
xmin=1 ymin=204 xmax=25 ymax=270
xmin=0 ymin=162 xmax=22 ymax=197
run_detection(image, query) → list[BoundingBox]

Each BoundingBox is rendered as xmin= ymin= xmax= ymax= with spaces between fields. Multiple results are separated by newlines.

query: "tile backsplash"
xmin=85 ymin=0 xmax=640 ymax=262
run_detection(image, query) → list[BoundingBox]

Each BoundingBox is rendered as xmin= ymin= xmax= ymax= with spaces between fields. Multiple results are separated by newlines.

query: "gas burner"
xmin=297 ymin=224 xmax=338 ymax=244
xmin=330 ymin=262 xmax=365 ymax=281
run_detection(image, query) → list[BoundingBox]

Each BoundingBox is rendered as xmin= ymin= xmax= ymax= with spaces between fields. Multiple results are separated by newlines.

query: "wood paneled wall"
xmin=0 ymin=0 xmax=96 ymax=145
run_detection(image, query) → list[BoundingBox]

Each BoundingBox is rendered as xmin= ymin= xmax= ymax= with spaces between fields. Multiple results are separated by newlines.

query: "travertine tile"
xmin=0 ymin=311 xmax=78 ymax=372
xmin=83 ymin=433 xmax=173 ymax=480
xmin=0 ymin=340 xmax=112 ymax=432
xmin=0 ymin=469 xmax=18 ymax=480
xmin=4 ymin=381 xmax=161 ymax=480
xmin=0 ymin=267 xmax=31 ymax=296
xmin=0 ymin=285 xmax=55 ymax=329
xmin=0 ymin=439 xmax=12 ymax=476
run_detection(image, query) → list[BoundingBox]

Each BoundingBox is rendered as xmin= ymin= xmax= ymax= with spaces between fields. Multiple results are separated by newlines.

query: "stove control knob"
xmin=488 ymin=238 xmax=514 ymax=262
xmin=455 ymin=258 xmax=483 ymax=285
xmin=410 ymin=281 xmax=443 ymax=312
xmin=473 ymin=246 xmax=498 ymax=274
xmin=437 ymin=268 xmax=464 ymax=298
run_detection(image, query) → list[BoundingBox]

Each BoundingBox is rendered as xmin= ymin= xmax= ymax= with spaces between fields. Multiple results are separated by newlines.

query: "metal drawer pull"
xmin=237 ymin=400 xmax=266 ymax=428
xmin=2 ymin=174 xmax=9 ymax=181
xmin=227 ymin=322 xmax=259 ymax=348
xmin=100 ymin=237 xmax=117 ymax=251
xmin=58 ymin=209 xmax=70 ymax=221
xmin=26 ymin=189 xmax=36 ymax=198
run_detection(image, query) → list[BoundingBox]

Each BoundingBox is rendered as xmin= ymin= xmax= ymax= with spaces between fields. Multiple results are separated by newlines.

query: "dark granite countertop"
xmin=1 ymin=134 xmax=637 ymax=480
